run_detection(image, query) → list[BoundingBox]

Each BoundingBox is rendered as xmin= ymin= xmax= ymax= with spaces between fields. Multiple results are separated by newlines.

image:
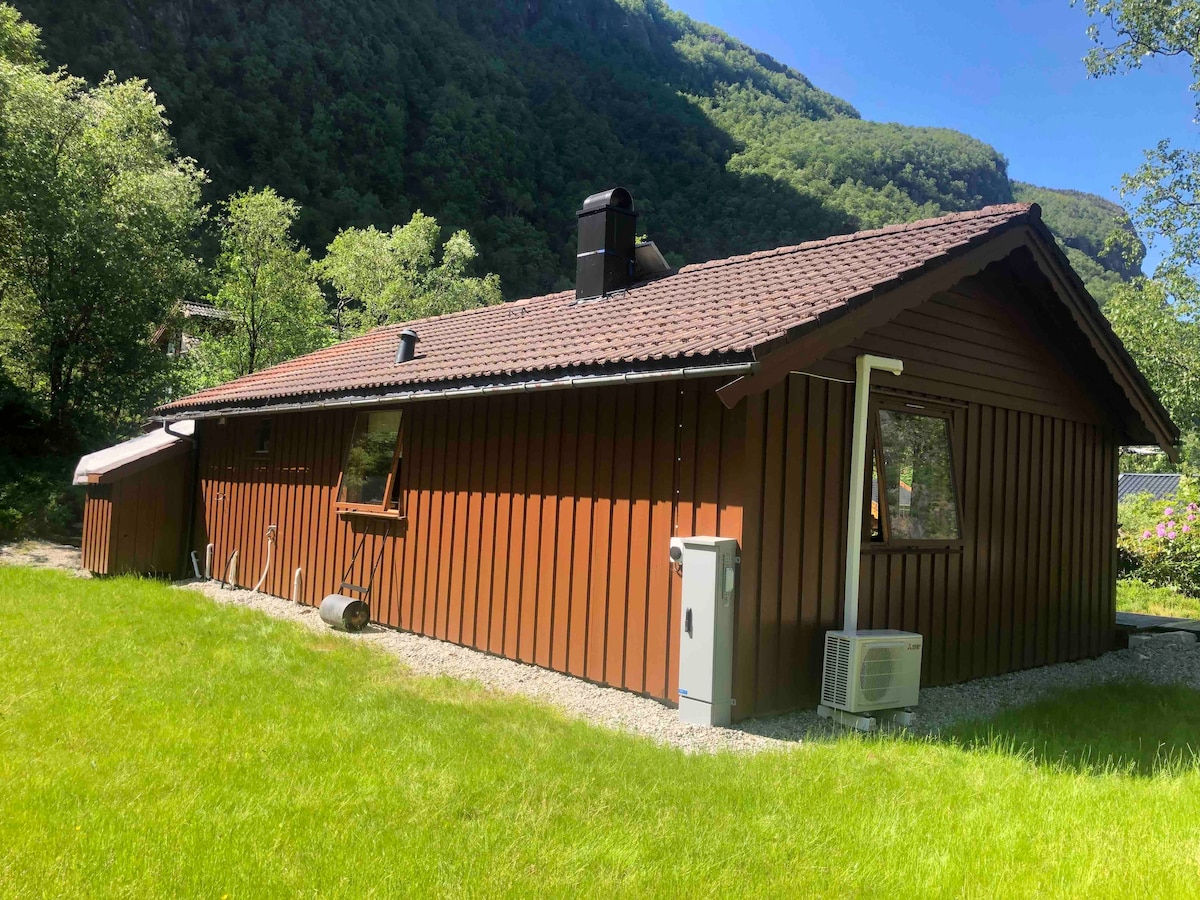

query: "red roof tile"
xmin=160 ymin=204 xmax=1036 ymax=413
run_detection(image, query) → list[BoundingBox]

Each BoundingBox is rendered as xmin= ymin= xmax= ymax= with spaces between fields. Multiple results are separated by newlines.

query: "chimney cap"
xmin=578 ymin=187 xmax=635 ymax=217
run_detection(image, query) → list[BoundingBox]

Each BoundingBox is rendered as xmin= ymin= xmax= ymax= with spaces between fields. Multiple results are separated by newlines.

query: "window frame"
xmin=864 ymin=395 xmax=964 ymax=552
xmin=252 ymin=417 xmax=273 ymax=456
xmin=334 ymin=408 xmax=406 ymax=521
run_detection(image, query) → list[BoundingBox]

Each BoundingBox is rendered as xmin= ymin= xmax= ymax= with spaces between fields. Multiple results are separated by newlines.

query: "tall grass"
xmin=1117 ymin=577 xmax=1200 ymax=619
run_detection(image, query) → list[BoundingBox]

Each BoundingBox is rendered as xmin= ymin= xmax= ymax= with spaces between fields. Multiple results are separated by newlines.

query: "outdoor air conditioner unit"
xmin=821 ymin=630 xmax=923 ymax=714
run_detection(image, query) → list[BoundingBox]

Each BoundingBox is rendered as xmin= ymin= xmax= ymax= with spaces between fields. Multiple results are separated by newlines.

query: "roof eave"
xmin=155 ymin=357 xmax=760 ymax=421
xmin=716 ymin=216 xmax=1033 ymax=407
xmin=1022 ymin=222 xmax=1180 ymax=459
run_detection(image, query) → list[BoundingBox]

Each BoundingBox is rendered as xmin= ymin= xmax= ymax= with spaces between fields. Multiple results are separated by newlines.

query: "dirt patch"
xmin=0 ymin=539 xmax=84 ymax=573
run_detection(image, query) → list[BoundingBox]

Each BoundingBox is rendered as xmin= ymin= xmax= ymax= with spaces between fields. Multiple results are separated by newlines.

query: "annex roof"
xmin=73 ymin=421 xmax=194 ymax=485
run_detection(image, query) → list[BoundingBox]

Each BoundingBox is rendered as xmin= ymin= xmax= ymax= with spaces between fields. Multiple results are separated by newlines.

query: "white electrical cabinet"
xmin=676 ymin=536 xmax=738 ymax=726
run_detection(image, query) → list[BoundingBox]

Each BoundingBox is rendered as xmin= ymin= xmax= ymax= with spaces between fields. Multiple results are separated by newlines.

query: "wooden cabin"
xmin=143 ymin=195 xmax=1174 ymax=719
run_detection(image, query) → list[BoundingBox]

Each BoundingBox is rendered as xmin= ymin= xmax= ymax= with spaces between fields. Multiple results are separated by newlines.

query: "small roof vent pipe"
xmin=576 ymin=187 xmax=637 ymax=301
xmin=396 ymin=328 xmax=419 ymax=364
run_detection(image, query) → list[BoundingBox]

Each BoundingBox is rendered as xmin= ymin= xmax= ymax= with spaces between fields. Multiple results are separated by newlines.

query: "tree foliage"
xmin=1079 ymin=0 xmax=1200 ymax=281
xmin=1078 ymin=0 xmax=1200 ymax=465
xmin=13 ymin=0 xmax=1131 ymax=303
xmin=1105 ymin=276 xmax=1200 ymax=434
xmin=0 ymin=14 xmax=205 ymax=446
xmin=1080 ymin=0 xmax=1200 ymax=95
xmin=319 ymin=212 xmax=501 ymax=338
xmin=184 ymin=188 xmax=328 ymax=390
xmin=0 ymin=2 xmax=37 ymax=65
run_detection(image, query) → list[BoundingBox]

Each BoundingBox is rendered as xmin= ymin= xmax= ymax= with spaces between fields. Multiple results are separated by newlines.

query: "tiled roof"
xmin=160 ymin=204 xmax=1036 ymax=413
xmin=1117 ymin=472 xmax=1181 ymax=502
xmin=180 ymin=301 xmax=231 ymax=320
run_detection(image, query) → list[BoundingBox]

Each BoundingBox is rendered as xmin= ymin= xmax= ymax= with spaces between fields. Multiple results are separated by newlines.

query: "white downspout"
xmin=843 ymin=354 xmax=904 ymax=634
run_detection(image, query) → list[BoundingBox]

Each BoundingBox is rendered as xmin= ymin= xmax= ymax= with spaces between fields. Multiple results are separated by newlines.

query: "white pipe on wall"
xmin=843 ymin=354 xmax=903 ymax=634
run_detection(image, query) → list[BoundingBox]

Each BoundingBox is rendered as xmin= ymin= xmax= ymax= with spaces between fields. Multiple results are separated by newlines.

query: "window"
xmin=254 ymin=418 xmax=273 ymax=455
xmin=869 ymin=406 xmax=960 ymax=544
xmin=338 ymin=410 xmax=403 ymax=512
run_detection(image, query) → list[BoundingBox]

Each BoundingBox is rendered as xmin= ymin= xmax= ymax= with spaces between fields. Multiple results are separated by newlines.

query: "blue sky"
xmin=670 ymin=0 xmax=1197 ymax=265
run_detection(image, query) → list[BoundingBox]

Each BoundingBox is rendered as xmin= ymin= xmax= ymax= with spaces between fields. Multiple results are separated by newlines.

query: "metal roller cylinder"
xmin=319 ymin=594 xmax=370 ymax=632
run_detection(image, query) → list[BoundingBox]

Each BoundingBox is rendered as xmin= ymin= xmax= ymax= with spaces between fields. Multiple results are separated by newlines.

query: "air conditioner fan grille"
xmin=859 ymin=645 xmax=902 ymax=703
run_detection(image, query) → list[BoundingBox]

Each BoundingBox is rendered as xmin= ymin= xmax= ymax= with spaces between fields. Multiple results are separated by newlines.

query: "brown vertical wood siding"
xmin=737 ymin=277 xmax=1121 ymax=716
xmin=81 ymin=450 xmax=192 ymax=576
xmin=187 ymin=270 xmax=1123 ymax=719
xmin=739 ymin=374 xmax=1117 ymax=716
xmin=192 ymin=380 xmax=745 ymax=703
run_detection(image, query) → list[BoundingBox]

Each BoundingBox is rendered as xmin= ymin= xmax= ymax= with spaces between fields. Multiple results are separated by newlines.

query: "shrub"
xmin=0 ymin=453 xmax=81 ymax=543
xmin=1117 ymin=480 xmax=1200 ymax=596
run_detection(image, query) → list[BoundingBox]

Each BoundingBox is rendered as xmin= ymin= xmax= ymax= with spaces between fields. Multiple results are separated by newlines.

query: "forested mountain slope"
xmin=13 ymin=0 xmax=1139 ymax=300
xmin=1013 ymin=183 xmax=1143 ymax=306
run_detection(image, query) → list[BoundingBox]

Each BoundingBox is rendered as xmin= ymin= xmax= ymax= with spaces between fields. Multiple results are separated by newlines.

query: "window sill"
xmin=336 ymin=504 xmax=406 ymax=522
xmin=863 ymin=542 xmax=963 ymax=554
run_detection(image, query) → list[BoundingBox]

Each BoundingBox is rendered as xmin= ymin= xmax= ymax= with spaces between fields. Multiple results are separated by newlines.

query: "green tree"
xmin=1078 ymin=0 xmax=1200 ymax=466
xmin=0 ymin=5 xmax=205 ymax=445
xmin=16 ymin=0 xmax=1140 ymax=301
xmin=318 ymin=211 xmax=501 ymax=338
xmin=0 ymin=3 xmax=39 ymax=65
xmin=1105 ymin=276 xmax=1200 ymax=431
xmin=1079 ymin=1 xmax=1200 ymax=280
xmin=186 ymin=188 xmax=329 ymax=388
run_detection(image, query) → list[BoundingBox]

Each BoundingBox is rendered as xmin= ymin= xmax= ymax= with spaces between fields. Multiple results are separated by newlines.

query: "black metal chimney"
xmin=396 ymin=328 xmax=419 ymax=364
xmin=576 ymin=188 xmax=637 ymax=300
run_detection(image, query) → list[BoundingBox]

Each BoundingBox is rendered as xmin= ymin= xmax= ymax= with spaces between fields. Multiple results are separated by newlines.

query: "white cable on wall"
xmin=252 ymin=525 xmax=277 ymax=594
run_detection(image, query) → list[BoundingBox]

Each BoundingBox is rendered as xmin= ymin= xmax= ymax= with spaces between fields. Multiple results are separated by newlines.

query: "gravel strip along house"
xmin=84 ymin=190 xmax=1177 ymax=721
xmin=179 ymin=579 xmax=1200 ymax=753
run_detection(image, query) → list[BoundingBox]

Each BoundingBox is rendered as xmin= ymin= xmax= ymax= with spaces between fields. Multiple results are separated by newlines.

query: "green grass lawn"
xmin=4 ymin=569 xmax=1200 ymax=896
xmin=1117 ymin=577 xmax=1200 ymax=619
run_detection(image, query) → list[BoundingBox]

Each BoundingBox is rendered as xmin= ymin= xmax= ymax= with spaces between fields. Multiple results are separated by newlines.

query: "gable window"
xmin=337 ymin=410 xmax=403 ymax=515
xmin=869 ymin=404 xmax=960 ymax=545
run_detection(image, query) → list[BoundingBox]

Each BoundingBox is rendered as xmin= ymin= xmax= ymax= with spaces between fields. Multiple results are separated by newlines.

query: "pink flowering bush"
xmin=1118 ymin=479 xmax=1200 ymax=596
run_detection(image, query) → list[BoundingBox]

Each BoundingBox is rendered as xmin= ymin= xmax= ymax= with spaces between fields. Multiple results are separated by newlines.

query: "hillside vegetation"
xmin=1014 ymin=182 xmax=1144 ymax=305
xmin=14 ymin=0 xmax=1139 ymax=300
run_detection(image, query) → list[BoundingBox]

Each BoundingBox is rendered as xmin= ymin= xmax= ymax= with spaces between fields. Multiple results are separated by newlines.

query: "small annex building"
xmin=93 ymin=191 xmax=1176 ymax=719
xmin=75 ymin=421 xmax=195 ymax=576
